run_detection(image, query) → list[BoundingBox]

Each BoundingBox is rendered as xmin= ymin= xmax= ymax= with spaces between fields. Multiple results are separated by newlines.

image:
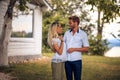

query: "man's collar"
xmin=69 ymin=28 xmax=79 ymax=33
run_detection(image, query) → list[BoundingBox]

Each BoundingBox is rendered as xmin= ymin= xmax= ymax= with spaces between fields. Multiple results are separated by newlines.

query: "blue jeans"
xmin=65 ymin=60 xmax=82 ymax=80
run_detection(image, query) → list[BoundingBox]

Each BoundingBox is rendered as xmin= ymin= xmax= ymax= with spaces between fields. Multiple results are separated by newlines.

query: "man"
xmin=64 ymin=16 xmax=89 ymax=80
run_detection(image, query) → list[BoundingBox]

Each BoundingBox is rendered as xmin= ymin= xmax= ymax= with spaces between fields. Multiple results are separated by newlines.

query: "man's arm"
xmin=67 ymin=47 xmax=89 ymax=53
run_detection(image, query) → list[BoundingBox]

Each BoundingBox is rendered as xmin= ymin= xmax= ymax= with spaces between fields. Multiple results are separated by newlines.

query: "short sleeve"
xmin=82 ymin=32 xmax=89 ymax=47
xmin=52 ymin=38 xmax=58 ymax=45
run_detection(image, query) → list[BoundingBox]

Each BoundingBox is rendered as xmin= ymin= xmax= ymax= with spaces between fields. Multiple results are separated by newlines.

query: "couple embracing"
xmin=47 ymin=16 xmax=89 ymax=80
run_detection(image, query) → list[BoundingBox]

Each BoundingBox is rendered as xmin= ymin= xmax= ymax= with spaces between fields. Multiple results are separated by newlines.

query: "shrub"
xmin=89 ymin=35 xmax=108 ymax=55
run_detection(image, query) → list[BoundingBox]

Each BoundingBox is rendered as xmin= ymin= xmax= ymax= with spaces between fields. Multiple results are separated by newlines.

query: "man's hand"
xmin=67 ymin=48 xmax=74 ymax=53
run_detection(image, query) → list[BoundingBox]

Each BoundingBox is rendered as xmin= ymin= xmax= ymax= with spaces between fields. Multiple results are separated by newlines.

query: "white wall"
xmin=8 ymin=7 xmax=42 ymax=56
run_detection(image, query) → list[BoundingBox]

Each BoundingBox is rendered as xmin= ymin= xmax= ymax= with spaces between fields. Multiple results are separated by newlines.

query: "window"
xmin=11 ymin=9 xmax=34 ymax=38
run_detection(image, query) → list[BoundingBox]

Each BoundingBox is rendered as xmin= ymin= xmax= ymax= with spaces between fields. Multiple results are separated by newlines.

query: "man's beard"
xmin=70 ymin=26 xmax=75 ymax=30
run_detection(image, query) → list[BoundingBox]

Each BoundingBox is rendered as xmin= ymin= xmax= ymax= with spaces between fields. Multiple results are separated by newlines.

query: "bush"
xmin=89 ymin=36 xmax=108 ymax=55
xmin=42 ymin=45 xmax=52 ymax=53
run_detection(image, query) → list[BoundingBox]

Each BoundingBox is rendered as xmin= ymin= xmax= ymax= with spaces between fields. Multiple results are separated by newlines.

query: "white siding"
xmin=8 ymin=7 xmax=42 ymax=56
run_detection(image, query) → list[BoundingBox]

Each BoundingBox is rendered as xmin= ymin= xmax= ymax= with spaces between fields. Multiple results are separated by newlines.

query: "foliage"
xmin=42 ymin=11 xmax=69 ymax=53
xmin=89 ymin=35 xmax=108 ymax=55
xmin=18 ymin=0 xmax=31 ymax=11
xmin=11 ymin=32 xmax=32 ymax=38
xmin=80 ymin=23 xmax=95 ymax=35
xmin=85 ymin=0 xmax=120 ymax=55
xmin=42 ymin=0 xmax=94 ymax=52
xmin=51 ymin=0 xmax=84 ymax=16
xmin=85 ymin=0 xmax=120 ymax=23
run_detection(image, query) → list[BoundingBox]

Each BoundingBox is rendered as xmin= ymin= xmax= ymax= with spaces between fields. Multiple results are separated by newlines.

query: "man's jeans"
xmin=65 ymin=60 xmax=82 ymax=80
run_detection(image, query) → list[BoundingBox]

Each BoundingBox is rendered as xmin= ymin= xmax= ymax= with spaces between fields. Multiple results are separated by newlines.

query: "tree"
xmin=42 ymin=0 xmax=94 ymax=52
xmin=85 ymin=0 xmax=120 ymax=55
xmin=0 ymin=0 xmax=42 ymax=66
xmin=0 ymin=0 xmax=16 ymax=66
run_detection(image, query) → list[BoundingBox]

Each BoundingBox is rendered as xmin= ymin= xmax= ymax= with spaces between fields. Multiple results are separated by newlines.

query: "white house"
xmin=8 ymin=0 xmax=52 ymax=62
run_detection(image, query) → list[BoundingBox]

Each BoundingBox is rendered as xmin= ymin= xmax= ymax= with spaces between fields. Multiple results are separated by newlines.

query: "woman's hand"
xmin=59 ymin=36 xmax=64 ymax=42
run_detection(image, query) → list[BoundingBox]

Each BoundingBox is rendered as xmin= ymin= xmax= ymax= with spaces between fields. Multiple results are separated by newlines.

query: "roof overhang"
xmin=31 ymin=0 xmax=53 ymax=10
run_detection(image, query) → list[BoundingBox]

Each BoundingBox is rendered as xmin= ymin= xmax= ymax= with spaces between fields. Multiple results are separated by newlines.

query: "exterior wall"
xmin=8 ymin=7 xmax=43 ymax=62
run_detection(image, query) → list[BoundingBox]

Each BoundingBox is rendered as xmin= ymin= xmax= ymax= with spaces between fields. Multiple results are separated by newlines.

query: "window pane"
xmin=11 ymin=9 xmax=34 ymax=38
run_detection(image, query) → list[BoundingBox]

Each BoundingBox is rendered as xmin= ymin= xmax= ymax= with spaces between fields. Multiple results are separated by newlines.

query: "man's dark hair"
xmin=69 ymin=16 xmax=80 ymax=25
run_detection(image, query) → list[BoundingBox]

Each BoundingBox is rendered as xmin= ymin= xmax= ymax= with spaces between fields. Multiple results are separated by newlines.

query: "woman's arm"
xmin=53 ymin=41 xmax=64 ymax=55
xmin=53 ymin=36 xmax=64 ymax=55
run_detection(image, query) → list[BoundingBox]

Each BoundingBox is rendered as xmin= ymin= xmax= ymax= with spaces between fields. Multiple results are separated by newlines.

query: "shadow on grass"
xmin=0 ymin=61 xmax=52 ymax=80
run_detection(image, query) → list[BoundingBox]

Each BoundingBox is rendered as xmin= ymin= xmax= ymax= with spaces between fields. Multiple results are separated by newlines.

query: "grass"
xmin=82 ymin=55 xmax=120 ymax=80
xmin=0 ymin=54 xmax=120 ymax=80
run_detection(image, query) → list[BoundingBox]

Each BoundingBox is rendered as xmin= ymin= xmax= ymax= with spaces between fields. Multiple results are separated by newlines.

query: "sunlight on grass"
xmin=0 ymin=54 xmax=120 ymax=80
xmin=42 ymin=53 xmax=54 ymax=57
xmin=82 ymin=55 xmax=120 ymax=80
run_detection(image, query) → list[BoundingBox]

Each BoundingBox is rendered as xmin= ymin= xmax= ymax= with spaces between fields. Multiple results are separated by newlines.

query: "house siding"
xmin=8 ymin=6 xmax=43 ymax=62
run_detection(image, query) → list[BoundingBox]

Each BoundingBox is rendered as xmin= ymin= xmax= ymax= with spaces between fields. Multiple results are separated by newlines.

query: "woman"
xmin=47 ymin=21 xmax=66 ymax=80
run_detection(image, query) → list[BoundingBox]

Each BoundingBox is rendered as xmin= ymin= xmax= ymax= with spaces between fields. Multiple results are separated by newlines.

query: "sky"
xmin=12 ymin=10 xmax=33 ymax=33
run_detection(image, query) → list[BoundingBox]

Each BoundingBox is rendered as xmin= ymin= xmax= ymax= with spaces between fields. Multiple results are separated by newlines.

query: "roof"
xmin=31 ymin=0 xmax=53 ymax=10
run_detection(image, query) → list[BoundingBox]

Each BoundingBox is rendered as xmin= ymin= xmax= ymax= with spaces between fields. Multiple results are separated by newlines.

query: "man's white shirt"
xmin=64 ymin=28 xmax=89 ymax=61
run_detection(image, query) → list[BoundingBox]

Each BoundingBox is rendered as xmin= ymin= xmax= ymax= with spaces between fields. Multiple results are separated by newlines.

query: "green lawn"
xmin=0 ymin=54 xmax=120 ymax=80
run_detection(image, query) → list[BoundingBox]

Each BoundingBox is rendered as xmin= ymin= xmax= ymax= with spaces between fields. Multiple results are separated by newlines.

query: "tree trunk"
xmin=97 ymin=8 xmax=102 ymax=42
xmin=0 ymin=0 xmax=16 ymax=66
xmin=0 ymin=0 xmax=10 ymax=66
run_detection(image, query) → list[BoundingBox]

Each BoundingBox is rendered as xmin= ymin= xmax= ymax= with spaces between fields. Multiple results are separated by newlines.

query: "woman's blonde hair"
xmin=47 ymin=21 xmax=59 ymax=50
